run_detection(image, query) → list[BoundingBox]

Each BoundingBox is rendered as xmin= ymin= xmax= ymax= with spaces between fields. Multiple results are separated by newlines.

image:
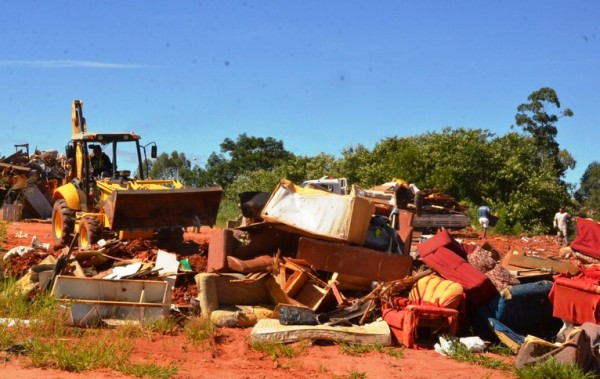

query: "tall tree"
xmin=205 ymin=133 xmax=293 ymax=188
xmin=147 ymin=151 xmax=192 ymax=181
xmin=514 ymin=87 xmax=574 ymax=176
xmin=576 ymin=161 xmax=600 ymax=220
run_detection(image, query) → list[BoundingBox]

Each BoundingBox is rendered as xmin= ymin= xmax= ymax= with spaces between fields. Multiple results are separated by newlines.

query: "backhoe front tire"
xmin=52 ymin=199 xmax=75 ymax=249
xmin=78 ymin=216 xmax=102 ymax=249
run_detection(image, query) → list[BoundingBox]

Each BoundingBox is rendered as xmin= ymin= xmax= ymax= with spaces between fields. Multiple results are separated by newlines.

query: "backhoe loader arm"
xmin=72 ymin=100 xmax=86 ymax=134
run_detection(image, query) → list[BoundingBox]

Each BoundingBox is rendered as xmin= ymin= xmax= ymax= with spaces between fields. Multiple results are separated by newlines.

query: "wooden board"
xmin=502 ymin=252 xmax=580 ymax=276
xmin=250 ymin=318 xmax=391 ymax=345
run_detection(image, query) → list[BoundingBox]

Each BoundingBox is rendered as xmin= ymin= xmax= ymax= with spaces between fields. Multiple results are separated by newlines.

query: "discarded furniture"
xmin=502 ymin=251 xmax=580 ymax=276
xmin=261 ymin=179 xmax=374 ymax=245
xmin=571 ymin=218 xmax=600 ymax=260
xmin=296 ymin=237 xmax=413 ymax=282
xmin=481 ymin=280 xmax=562 ymax=341
xmin=549 ymin=266 xmax=600 ymax=325
xmin=195 ymin=272 xmax=277 ymax=326
xmin=206 ymin=224 xmax=297 ymax=273
xmin=227 ymin=255 xmax=274 ymax=274
xmin=277 ymin=259 xmax=335 ymax=312
xmin=467 ymin=246 xmax=519 ymax=291
xmin=382 ymin=274 xmax=464 ymax=348
xmin=196 ymin=272 xmax=272 ymax=316
xmin=250 ymin=318 xmax=391 ymax=345
xmin=51 ymin=275 xmax=170 ymax=326
xmin=417 ymin=230 xmax=498 ymax=305
xmin=516 ymin=322 xmax=600 ymax=376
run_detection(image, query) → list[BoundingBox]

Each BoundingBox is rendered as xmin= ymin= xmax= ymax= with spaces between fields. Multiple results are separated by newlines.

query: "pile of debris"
xmin=3 ymin=177 xmax=600 ymax=375
xmin=1 ymin=146 xmax=67 ymax=220
xmin=196 ymin=179 xmax=600 ymax=375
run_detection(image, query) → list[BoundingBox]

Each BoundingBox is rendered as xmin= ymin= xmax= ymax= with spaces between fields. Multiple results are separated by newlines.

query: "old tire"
xmin=78 ymin=216 xmax=102 ymax=249
xmin=52 ymin=199 xmax=75 ymax=248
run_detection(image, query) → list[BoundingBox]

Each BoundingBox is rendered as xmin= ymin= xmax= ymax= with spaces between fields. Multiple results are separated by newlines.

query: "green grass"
xmin=116 ymin=360 xmax=179 ymax=379
xmin=339 ymin=342 xmax=403 ymax=357
xmin=27 ymin=336 xmax=131 ymax=372
xmin=487 ymin=342 xmax=516 ymax=357
xmin=27 ymin=335 xmax=178 ymax=378
xmin=146 ymin=316 xmax=180 ymax=335
xmin=183 ymin=316 xmax=216 ymax=345
xmin=0 ymin=220 xmax=7 ymax=245
xmin=515 ymin=358 xmax=595 ymax=379
xmin=250 ymin=340 xmax=298 ymax=361
xmin=444 ymin=339 xmax=513 ymax=372
xmin=0 ymin=279 xmax=178 ymax=378
xmin=348 ymin=370 xmax=368 ymax=378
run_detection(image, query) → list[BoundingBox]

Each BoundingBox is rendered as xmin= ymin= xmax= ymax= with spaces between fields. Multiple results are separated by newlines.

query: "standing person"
xmin=553 ymin=207 xmax=571 ymax=246
xmin=478 ymin=204 xmax=491 ymax=239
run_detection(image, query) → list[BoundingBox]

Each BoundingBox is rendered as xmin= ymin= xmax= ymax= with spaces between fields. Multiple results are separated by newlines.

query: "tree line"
xmin=144 ymin=87 xmax=600 ymax=234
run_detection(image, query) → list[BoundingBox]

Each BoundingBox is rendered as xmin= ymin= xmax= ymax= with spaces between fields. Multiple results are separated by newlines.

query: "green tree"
xmin=205 ymin=133 xmax=293 ymax=188
xmin=576 ymin=161 xmax=600 ymax=220
xmin=514 ymin=87 xmax=574 ymax=176
xmin=485 ymin=132 xmax=573 ymax=234
xmin=147 ymin=151 xmax=193 ymax=182
xmin=275 ymin=153 xmax=343 ymax=184
xmin=340 ymin=143 xmax=384 ymax=187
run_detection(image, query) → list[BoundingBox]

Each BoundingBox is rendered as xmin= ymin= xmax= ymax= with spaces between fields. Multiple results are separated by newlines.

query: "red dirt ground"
xmin=0 ymin=221 xmax=569 ymax=378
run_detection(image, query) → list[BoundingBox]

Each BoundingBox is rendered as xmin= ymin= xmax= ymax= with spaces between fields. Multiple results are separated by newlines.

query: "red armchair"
xmin=382 ymin=274 xmax=465 ymax=348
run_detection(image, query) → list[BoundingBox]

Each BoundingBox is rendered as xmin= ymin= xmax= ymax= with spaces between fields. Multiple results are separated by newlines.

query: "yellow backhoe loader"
xmin=51 ymin=100 xmax=222 ymax=248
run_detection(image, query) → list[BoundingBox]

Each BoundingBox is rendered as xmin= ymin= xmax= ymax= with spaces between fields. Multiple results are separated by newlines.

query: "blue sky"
xmin=1 ymin=1 xmax=598 ymax=185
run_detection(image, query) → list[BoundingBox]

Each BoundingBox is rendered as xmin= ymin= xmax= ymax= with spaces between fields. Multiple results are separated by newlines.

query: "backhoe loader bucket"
xmin=103 ymin=186 xmax=223 ymax=230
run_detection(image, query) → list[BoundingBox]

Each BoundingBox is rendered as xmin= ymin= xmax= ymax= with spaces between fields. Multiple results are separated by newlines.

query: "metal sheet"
xmin=103 ymin=186 xmax=222 ymax=230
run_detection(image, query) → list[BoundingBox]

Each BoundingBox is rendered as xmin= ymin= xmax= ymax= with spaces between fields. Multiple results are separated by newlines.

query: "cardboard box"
xmin=261 ymin=179 xmax=374 ymax=245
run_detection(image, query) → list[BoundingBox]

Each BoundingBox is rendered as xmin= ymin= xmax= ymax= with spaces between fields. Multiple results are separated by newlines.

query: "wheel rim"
xmin=53 ymin=211 xmax=63 ymax=240
xmin=79 ymin=224 xmax=89 ymax=248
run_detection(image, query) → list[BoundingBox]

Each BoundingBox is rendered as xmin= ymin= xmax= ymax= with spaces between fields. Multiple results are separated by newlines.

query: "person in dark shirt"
xmin=477 ymin=204 xmax=491 ymax=239
xmin=90 ymin=145 xmax=112 ymax=177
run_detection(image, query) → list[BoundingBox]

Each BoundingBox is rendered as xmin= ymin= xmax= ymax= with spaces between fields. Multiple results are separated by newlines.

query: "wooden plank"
xmin=283 ymin=270 xmax=307 ymax=298
xmin=250 ymin=318 xmax=391 ymax=345
xmin=502 ymin=252 xmax=580 ymax=276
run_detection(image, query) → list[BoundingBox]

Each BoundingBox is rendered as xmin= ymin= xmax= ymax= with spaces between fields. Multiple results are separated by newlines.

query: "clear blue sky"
xmin=1 ymin=1 xmax=598 ymax=185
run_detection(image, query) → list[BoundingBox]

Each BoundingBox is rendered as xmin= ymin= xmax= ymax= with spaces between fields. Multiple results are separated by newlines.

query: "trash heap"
xmin=0 ymin=148 xmax=67 ymax=220
xmin=3 ymin=177 xmax=600 ymax=375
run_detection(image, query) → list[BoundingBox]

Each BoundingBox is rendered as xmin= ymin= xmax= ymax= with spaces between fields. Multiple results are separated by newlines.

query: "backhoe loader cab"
xmin=52 ymin=100 xmax=222 ymax=249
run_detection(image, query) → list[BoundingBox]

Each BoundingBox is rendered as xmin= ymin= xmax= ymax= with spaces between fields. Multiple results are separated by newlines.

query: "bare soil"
xmin=0 ymin=221 xmax=567 ymax=378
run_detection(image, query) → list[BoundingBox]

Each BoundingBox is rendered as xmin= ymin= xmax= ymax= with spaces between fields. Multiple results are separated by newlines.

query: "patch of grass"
xmin=339 ymin=342 xmax=381 ymax=356
xmin=117 ymin=360 xmax=179 ymax=379
xmin=515 ymin=358 xmax=595 ymax=379
xmin=445 ymin=339 xmax=513 ymax=372
xmin=115 ymin=322 xmax=147 ymax=339
xmin=0 ymin=324 xmax=18 ymax=350
xmin=0 ymin=220 xmax=7 ymax=245
xmin=27 ymin=336 xmax=131 ymax=372
xmin=487 ymin=342 xmax=515 ymax=357
xmin=382 ymin=346 xmax=405 ymax=358
xmin=146 ymin=316 xmax=180 ymax=336
xmin=183 ymin=316 xmax=215 ymax=345
xmin=348 ymin=370 xmax=368 ymax=378
xmin=27 ymin=334 xmax=178 ymax=378
xmin=250 ymin=341 xmax=298 ymax=361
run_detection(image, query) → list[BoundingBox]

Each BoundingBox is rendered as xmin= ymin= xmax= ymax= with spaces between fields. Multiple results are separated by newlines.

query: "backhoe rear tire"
xmin=78 ymin=216 xmax=102 ymax=249
xmin=52 ymin=199 xmax=75 ymax=249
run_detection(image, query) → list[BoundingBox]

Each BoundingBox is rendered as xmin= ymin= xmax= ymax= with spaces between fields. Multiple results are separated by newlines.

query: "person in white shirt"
xmin=553 ymin=207 xmax=571 ymax=246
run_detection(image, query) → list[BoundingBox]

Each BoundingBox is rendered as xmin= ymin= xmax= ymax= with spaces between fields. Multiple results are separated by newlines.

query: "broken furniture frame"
xmin=51 ymin=275 xmax=170 ymax=326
